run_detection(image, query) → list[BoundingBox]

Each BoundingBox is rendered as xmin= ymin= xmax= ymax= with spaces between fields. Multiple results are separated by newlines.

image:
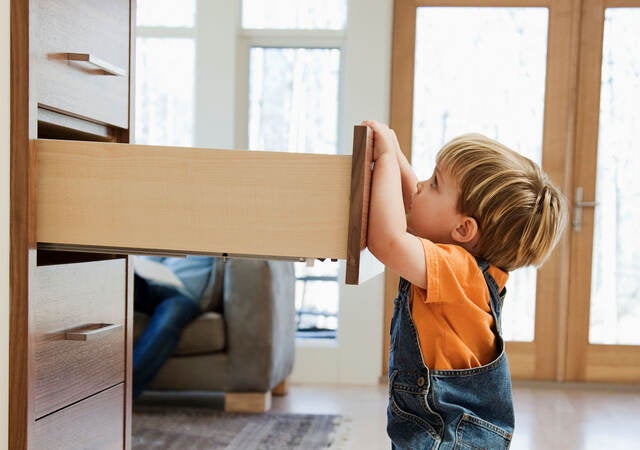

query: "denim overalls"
xmin=387 ymin=259 xmax=514 ymax=449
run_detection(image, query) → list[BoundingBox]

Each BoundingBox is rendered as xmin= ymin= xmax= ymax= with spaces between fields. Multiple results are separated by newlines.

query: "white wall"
xmin=1 ymin=0 xmax=10 ymax=447
xmin=290 ymin=0 xmax=392 ymax=385
xmin=194 ymin=0 xmax=238 ymax=149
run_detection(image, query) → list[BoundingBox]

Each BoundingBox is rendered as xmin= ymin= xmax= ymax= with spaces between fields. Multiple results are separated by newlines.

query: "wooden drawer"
xmin=35 ymin=126 xmax=380 ymax=285
xmin=33 ymin=383 xmax=125 ymax=450
xmin=35 ymin=0 xmax=130 ymax=128
xmin=32 ymin=258 xmax=127 ymax=418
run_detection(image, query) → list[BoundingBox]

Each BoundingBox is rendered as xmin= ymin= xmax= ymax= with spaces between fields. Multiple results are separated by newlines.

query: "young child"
xmin=364 ymin=120 xmax=567 ymax=449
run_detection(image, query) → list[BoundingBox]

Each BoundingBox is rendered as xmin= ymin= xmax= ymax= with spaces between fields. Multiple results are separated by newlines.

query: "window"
xmin=240 ymin=0 xmax=347 ymax=339
xmin=135 ymin=0 xmax=196 ymax=146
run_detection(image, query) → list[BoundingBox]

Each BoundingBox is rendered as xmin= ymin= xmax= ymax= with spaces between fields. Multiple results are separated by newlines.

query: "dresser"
xmin=10 ymin=1 xmax=135 ymax=448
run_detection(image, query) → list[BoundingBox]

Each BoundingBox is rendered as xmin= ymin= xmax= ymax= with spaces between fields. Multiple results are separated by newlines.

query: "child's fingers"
xmin=362 ymin=119 xmax=389 ymax=134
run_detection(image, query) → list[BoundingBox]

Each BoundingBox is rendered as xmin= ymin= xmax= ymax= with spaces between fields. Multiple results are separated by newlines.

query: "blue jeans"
xmin=132 ymin=274 xmax=200 ymax=398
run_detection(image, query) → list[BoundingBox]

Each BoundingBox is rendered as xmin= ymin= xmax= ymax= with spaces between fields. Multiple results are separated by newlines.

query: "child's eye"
xmin=430 ymin=176 xmax=438 ymax=189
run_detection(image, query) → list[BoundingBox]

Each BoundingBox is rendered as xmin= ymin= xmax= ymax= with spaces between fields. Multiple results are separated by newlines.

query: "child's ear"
xmin=451 ymin=216 xmax=478 ymax=244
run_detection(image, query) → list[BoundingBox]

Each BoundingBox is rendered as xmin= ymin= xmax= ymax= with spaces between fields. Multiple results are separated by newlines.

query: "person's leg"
xmin=132 ymin=294 xmax=200 ymax=398
xmin=133 ymin=273 xmax=158 ymax=316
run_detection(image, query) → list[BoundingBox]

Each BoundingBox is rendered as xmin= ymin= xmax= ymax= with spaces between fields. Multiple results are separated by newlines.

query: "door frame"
xmin=386 ymin=0 xmax=582 ymax=380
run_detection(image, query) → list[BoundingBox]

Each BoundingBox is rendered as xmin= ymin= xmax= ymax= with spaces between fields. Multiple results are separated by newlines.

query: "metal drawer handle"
xmin=64 ymin=323 xmax=122 ymax=341
xmin=65 ymin=53 xmax=127 ymax=76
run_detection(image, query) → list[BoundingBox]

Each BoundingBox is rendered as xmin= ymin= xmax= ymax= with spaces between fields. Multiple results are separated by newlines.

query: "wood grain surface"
xmin=346 ymin=125 xmax=374 ymax=285
xmin=36 ymin=139 xmax=353 ymax=261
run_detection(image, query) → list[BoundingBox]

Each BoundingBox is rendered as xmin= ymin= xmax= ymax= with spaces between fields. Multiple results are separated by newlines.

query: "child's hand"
xmin=362 ymin=120 xmax=401 ymax=162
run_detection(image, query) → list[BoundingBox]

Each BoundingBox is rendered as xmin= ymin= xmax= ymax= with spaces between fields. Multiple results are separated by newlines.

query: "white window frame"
xmin=234 ymin=0 xmax=392 ymax=384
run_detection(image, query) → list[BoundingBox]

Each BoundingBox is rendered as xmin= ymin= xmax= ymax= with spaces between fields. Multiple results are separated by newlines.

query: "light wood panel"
xmin=36 ymin=139 xmax=351 ymax=259
xmin=225 ymin=392 xmax=272 ymax=413
xmin=565 ymin=0 xmax=604 ymax=382
xmin=533 ymin=0 xmax=582 ymax=381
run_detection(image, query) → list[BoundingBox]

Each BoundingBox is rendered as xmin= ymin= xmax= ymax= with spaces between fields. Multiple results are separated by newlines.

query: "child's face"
xmin=406 ymin=165 xmax=465 ymax=244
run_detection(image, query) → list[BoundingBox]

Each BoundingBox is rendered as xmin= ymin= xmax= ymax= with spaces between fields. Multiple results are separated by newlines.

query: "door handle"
xmin=573 ymin=187 xmax=599 ymax=231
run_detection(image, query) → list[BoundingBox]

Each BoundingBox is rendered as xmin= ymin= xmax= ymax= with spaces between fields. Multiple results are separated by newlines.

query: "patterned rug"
xmin=132 ymin=406 xmax=349 ymax=450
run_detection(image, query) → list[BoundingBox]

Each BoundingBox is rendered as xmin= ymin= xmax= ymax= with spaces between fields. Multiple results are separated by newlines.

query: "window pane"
xmin=248 ymin=47 xmax=341 ymax=338
xmin=242 ymin=0 xmax=346 ymax=29
xmin=249 ymin=47 xmax=340 ymax=154
xmin=589 ymin=9 xmax=640 ymax=345
xmin=413 ymin=7 xmax=549 ymax=342
xmin=137 ymin=0 xmax=196 ymax=27
xmin=135 ymin=38 xmax=195 ymax=146
xmin=295 ymin=260 xmax=340 ymax=338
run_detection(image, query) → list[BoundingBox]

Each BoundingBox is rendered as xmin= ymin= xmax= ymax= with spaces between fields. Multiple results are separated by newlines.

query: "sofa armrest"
xmin=223 ymin=258 xmax=296 ymax=391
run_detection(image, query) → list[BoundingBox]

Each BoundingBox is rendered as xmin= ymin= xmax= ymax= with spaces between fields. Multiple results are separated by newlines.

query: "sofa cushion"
xmin=134 ymin=311 xmax=226 ymax=356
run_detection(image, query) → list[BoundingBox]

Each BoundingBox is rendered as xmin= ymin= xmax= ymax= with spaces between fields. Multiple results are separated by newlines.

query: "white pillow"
xmin=133 ymin=256 xmax=185 ymax=289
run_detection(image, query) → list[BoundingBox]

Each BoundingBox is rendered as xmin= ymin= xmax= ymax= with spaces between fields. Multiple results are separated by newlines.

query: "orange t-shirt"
xmin=410 ymin=239 xmax=509 ymax=370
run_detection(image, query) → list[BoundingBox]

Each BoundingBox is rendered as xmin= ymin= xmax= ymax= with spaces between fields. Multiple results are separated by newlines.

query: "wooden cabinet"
xmin=10 ymin=0 xmax=135 ymax=449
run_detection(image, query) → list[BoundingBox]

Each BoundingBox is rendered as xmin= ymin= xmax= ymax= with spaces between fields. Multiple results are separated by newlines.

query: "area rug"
xmin=132 ymin=406 xmax=350 ymax=450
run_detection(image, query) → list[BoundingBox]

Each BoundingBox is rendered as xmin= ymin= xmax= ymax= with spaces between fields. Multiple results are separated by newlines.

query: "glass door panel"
xmin=588 ymin=8 xmax=640 ymax=346
xmin=567 ymin=1 xmax=640 ymax=382
xmin=411 ymin=7 xmax=549 ymax=342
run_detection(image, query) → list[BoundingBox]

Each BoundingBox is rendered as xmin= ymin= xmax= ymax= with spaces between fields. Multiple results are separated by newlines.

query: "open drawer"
xmin=34 ymin=126 xmax=381 ymax=284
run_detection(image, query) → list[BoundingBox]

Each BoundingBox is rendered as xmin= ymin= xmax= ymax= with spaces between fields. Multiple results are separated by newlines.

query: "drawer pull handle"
xmin=64 ymin=323 xmax=122 ymax=341
xmin=65 ymin=53 xmax=127 ymax=76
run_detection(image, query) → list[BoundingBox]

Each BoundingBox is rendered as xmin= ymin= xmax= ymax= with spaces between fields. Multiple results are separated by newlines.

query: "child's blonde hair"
xmin=436 ymin=133 xmax=568 ymax=271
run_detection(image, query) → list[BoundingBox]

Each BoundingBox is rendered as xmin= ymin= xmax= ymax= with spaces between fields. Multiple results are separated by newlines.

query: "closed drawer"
xmin=35 ymin=0 xmax=130 ymax=128
xmin=33 ymin=383 xmax=125 ymax=450
xmin=32 ymin=258 xmax=127 ymax=418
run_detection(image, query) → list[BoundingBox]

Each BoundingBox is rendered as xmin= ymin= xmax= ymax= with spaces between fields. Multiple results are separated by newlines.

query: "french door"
xmin=388 ymin=0 xmax=640 ymax=382
xmin=566 ymin=0 xmax=640 ymax=382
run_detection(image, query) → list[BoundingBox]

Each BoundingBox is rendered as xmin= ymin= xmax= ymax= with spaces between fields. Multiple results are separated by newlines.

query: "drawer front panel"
xmin=32 ymin=258 xmax=127 ymax=418
xmin=35 ymin=0 xmax=130 ymax=128
xmin=33 ymin=383 xmax=125 ymax=450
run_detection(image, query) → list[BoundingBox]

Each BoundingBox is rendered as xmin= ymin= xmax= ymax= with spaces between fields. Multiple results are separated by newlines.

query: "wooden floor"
xmin=271 ymin=381 xmax=640 ymax=449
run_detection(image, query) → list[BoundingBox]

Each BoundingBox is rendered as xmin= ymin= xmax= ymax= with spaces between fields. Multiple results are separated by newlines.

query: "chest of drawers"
xmin=10 ymin=0 xmax=135 ymax=448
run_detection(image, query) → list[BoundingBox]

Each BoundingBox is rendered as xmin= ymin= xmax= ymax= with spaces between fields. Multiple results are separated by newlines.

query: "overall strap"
xmin=475 ymin=257 xmax=506 ymax=337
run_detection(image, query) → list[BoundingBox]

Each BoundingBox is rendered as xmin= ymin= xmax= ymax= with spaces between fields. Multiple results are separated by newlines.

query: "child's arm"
xmin=364 ymin=120 xmax=418 ymax=211
xmin=394 ymin=135 xmax=419 ymax=213
xmin=365 ymin=121 xmax=427 ymax=289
